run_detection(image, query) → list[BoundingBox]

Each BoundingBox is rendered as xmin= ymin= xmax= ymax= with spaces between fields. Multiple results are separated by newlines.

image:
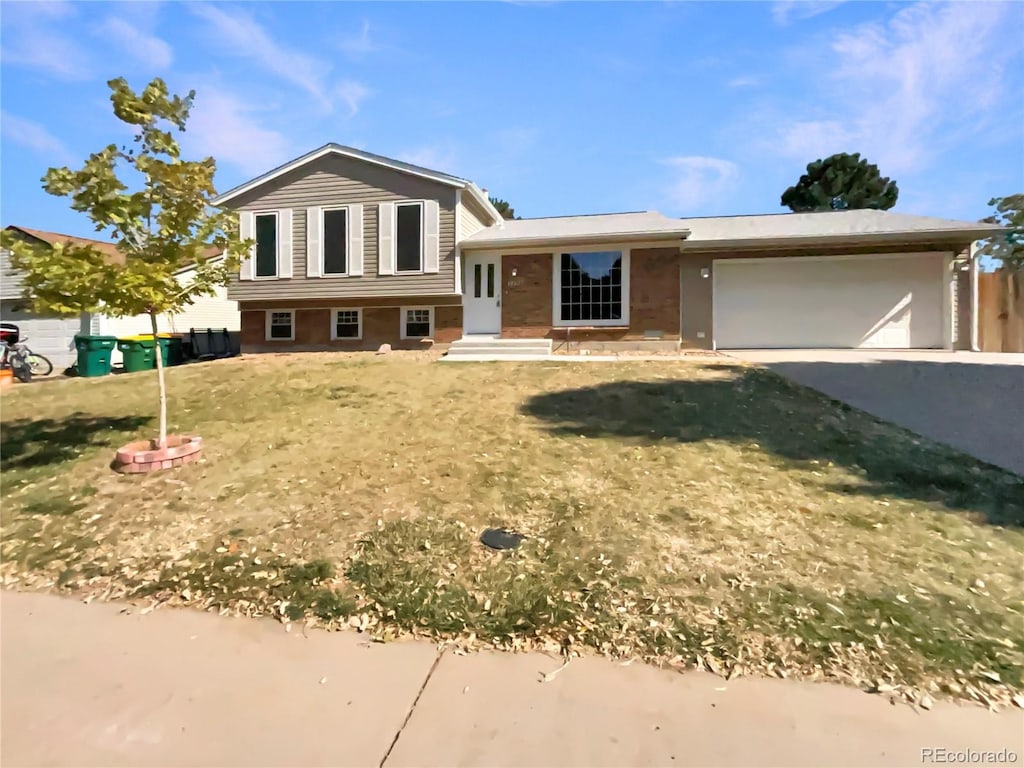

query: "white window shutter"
xmin=348 ymin=204 xmax=364 ymax=276
xmin=378 ymin=202 xmax=395 ymax=275
xmin=277 ymin=209 xmax=293 ymax=278
xmin=238 ymin=211 xmax=255 ymax=280
xmin=423 ymin=200 xmax=440 ymax=274
xmin=306 ymin=206 xmax=322 ymax=278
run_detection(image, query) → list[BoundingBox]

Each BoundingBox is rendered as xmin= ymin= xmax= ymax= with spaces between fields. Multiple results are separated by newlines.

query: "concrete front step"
xmin=446 ymin=346 xmax=553 ymax=356
xmin=449 ymin=337 xmax=553 ymax=348
xmin=440 ymin=353 xmax=555 ymax=362
xmin=443 ymin=337 xmax=554 ymax=361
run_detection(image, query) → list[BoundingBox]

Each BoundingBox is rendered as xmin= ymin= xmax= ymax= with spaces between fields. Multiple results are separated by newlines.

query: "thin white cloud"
xmin=189 ymin=4 xmax=367 ymax=114
xmin=97 ymin=18 xmax=173 ymax=70
xmin=21 ymin=1 xmax=75 ymax=19
xmin=662 ymin=156 xmax=740 ymax=212
xmin=338 ymin=20 xmax=377 ymax=56
xmin=397 ymin=146 xmax=458 ymax=173
xmin=183 ymin=87 xmax=292 ymax=177
xmin=777 ymin=120 xmax=854 ymax=162
xmin=0 ymin=111 xmax=75 ymax=165
xmin=772 ymin=2 xmax=1018 ymax=175
xmin=491 ymin=127 xmax=540 ymax=154
xmin=772 ymin=1 xmax=846 ymax=25
xmin=727 ymin=76 xmax=759 ymax=88
xmin=0 ymin=3 xmax=92 ymax=80
xmin=335 ymin=81 xmax=371 ymax=116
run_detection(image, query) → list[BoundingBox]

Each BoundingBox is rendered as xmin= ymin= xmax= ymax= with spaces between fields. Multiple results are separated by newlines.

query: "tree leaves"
xmin=0 ymin=77 xmax=247 ymax=320
xmin=489 ymin=197 xmax=519 ymax=220
xmin=781 ymin=152 xmax=899 ymax=212
xmin=976 ymin=194 xmax=1024 ymax=269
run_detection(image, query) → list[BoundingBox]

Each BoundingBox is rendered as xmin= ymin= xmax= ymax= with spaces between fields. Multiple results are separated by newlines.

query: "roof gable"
xmin=213 ymin=143 xmax=503 ymax=224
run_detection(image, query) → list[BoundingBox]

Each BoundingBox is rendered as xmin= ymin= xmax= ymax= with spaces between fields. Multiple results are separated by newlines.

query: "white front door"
xmin=463 ymin=254 xmax=501 ymax=334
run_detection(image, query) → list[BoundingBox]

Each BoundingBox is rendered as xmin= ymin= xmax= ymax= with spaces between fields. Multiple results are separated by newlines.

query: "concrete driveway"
xmin=729 ymin=350 xmax=1024 ymax=476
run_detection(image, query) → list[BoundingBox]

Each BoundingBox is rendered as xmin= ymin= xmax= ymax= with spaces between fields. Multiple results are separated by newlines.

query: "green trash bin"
xmin=162 ymin=335 xmax=185 ymax=366
xmin=74 ymin=335 xmax=117 ymax=377
xmin=117 ymin=335 xmax=176 ymax=372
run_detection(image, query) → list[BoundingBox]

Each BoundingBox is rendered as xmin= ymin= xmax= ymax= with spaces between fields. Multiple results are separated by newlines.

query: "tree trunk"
xmin=149 ymin=312 xmax=168 ymax=448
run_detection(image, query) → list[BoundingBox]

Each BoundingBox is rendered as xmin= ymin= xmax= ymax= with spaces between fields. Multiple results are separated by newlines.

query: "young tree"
xmin=976 ymin=194 xmax=1024 ymax=269
xmin=489 ymin=196 xmax=520 ymax=220
xmin=1 ymin=78 xmax=246 ymax=448
xmin=781 ymin=152 xmax=899 ymax=212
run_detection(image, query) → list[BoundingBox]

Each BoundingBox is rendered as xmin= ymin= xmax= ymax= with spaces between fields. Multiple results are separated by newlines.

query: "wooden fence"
xmin=978 ymin=268 xmax=1024 ymax=353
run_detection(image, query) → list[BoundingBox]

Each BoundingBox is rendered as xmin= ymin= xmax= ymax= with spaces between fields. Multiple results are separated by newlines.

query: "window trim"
xmin=253 ymin=211 xmax=280 ymax=280
xmin=265 ymin=309 xmax=295 ymax=341
xmin=551 ymin=247 xmax=631 ymax=327
xmin=394 ymin=200 xmax=425 ymax=275
xmin=400 ymin=306 xmax=434 ymax=340
xmin=320 ymin=205 xmax=350 ymax=277
xmin=330 ymin=308 xmax=363 ymax=341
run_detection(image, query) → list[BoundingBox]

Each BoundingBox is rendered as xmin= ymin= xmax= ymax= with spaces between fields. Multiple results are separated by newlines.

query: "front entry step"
xmin=442 ymin=337 xmax=553 ymax=361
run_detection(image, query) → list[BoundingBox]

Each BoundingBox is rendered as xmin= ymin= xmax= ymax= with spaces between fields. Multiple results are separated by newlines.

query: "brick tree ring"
xmin=113 ymin=435 xmax=203 ymax=474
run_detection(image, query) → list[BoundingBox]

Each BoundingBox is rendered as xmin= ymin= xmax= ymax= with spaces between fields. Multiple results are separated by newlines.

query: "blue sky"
xmin=2 ymin=0 xmax=1022 ymax=239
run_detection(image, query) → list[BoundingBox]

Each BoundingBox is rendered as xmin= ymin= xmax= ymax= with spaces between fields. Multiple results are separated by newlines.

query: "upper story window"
xmin=396 ymin=202 xmax=423 ymax=273
xmin=255 ymin=213 xmax=278 ymax=278
xmin=239 ymin=209 xmax=292 ymax=281
xmin=556 ymin=250 xmax=628 ymax=326
xmin=323 ymin=208 xmax=348 ymax=275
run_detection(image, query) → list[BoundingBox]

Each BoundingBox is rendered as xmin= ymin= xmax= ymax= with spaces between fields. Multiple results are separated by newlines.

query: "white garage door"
xmin=713 ymin=254 xmax=947 ymax=349
xmin=0 ymin=300 xmax=85 ymax=369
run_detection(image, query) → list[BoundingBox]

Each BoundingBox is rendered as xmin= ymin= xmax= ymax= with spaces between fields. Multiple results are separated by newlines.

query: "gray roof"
xmin=464 ymin=208 xmax=1001 ymax=249
xmin=678 ymin=209 xmax=1001 ymax=244
xmin=464 ymin=211 xmax=690 ymax=248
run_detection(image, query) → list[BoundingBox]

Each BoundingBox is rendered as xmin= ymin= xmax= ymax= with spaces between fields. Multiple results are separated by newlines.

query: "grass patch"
xmin=1 ymin=352 xmax=1022 ymax=707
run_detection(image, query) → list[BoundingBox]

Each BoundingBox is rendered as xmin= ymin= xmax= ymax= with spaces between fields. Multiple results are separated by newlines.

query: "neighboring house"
xmin=1 ymin=226 xmax=240 ymax=367
xmin=214 ymin=144 xmax=999 ymax=354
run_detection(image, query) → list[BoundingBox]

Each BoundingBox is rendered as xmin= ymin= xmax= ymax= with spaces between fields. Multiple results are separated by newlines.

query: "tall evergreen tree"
xmin=489 ymin=197 xmax=519 ymax=220
xmin=781 ymin=153 xmax=898 ymax=212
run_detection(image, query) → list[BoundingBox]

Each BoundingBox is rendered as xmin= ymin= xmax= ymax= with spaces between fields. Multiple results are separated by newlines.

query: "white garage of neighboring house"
xmin=1 ymin=227 xmax=240 ymax=370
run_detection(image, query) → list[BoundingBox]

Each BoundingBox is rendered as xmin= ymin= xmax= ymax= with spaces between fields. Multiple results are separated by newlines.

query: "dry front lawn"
xmin=2 ymin=353 xmax=1022 ymax=708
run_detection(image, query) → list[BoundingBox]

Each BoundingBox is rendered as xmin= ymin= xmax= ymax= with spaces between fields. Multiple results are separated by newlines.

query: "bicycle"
xmin=0 ymin=323 xmax=54 ymax=382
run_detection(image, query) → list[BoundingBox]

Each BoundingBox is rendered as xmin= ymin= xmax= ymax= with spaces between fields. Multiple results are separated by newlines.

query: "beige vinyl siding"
xmin=1 ymin=248 xmax=25 ymax=299
xmin=459 ymin=194 xmax=492 ymax=241
xmin=227 ymin=155 xmax=458 ymax=301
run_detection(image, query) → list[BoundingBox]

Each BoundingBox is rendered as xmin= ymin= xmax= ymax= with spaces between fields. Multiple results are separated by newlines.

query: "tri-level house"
xmin=216 ymin=144 xmax=1000 ymax=355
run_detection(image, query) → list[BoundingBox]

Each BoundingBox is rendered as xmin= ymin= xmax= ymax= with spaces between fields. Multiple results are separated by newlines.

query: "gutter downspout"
xmin=970 ymin=241 xmax=980 ymax=352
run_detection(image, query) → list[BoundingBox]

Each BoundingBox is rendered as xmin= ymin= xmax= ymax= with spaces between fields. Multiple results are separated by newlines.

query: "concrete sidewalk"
xmin=2 ymin=591 xmax=1021 ymax=767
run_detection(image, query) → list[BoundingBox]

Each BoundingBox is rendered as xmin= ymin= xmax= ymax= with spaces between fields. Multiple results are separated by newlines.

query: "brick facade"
xmin=500 ymin=253 xmax=553 ymax=338
xmin=240 ymin=301 xmax=461 ymax=353
xmin=499 ymin=247 xmax=682 ymax=347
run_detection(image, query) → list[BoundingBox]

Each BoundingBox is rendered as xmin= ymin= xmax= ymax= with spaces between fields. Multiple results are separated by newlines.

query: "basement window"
xmin=401 ymin=307 xmax=433 ymax=339
xmin=333 ymin=309 xmax=361 ymax=340
xmin=266 ymin=310 xmax=294 ymax=340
